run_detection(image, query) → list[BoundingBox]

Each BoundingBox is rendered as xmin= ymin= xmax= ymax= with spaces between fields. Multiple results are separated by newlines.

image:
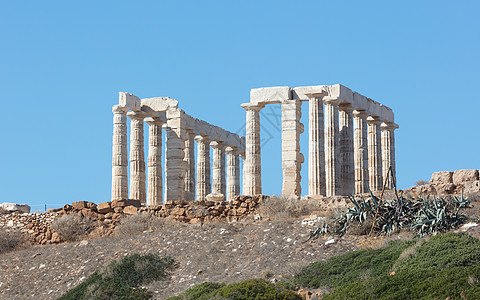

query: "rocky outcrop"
xmin=0 ymin=203 xmax=31 ymax=213
xmin=403 ymin=169 xmax=480 ymax=198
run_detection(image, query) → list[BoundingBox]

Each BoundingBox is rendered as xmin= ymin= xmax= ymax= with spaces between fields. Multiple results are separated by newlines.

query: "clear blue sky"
xmin=1 ymin=1 xmax=478 ymax=210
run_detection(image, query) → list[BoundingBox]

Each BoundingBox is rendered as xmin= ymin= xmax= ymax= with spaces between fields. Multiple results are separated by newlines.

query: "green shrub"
xmin=59 ymin=254 xmax=175 ymax=300
xmin=293 ymin=233 xmax=480 ymax=300
xmin=168 ymin=279 xmax=302 ymax=300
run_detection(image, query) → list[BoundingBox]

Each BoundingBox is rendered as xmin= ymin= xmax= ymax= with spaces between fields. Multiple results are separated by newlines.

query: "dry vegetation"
xmin=257 ymin=195 xmax=325 ymax=221
xmin=114 ymin=213 xmax=165 ymax=237
xmin=51 ymin=214 xmax=93 ymax=242
xmin=0 ymin=228 xmax=24 ymax=254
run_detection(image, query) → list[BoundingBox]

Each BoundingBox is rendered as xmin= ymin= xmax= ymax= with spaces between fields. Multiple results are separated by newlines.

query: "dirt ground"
xmin=0 ymin=218 xmax=393 ymax=300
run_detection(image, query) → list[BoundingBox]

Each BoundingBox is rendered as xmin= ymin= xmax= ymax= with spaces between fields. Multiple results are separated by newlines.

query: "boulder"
xmin=453 ymin=169 xmax=479 ymax=185
xmin=430 ymin=171 xmax=453 ymax=184
xmin=0 ymin=203 xmax=31 ymax=213
xmin=72 ymin=201 xmax=88 ymax=210
xmin=97 ymin=202 xmax=113 ymax=214
xmin=123 ymin=206 xmax=138 ymax=215
xmin=463 ymin=181 xmax=480 ymax=194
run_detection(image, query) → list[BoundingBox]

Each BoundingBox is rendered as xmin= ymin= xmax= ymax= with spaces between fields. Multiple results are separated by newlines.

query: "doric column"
xmin=339 ymin=104 xmax=355 ymax=195
xmin=241 ymin=103 xmax=264 ymax=196
xmin=323 ymin=98 xmax=341 ymax=196
xmin=145 ymin=117 xmax=164 ymax=206
xmin=381 ymin=122 xmax=399 ymax=189
xmin=211 ymin=141 xmax=226 ymax=198
xmin=367 ymin=116 xmax=383 ymax=191
xmin=281 ymin=99 xmax=303 ymax=197
xmin=306 ymin=92 xmax=326 ymax=196
xmin=195 ymin=135 xmax=211 ymax=201
xmin=127 ymin=111 xmax=147 ymax=203
xmin=225 ymin=146 xmax=240 ymax=201
xmin=165 ymin=109 xmax=186 ymax=202
xmin=111 ymin=105 xmax=129 ymax=201
xmin=353 ymin=110 xmax=369 ymax=194
xmin=183 ymin=129 xmax=196 ymax=201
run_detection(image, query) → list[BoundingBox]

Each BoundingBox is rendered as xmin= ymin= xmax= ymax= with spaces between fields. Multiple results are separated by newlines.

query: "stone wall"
xmin=0 ymin=195 xmax=265 ymax=246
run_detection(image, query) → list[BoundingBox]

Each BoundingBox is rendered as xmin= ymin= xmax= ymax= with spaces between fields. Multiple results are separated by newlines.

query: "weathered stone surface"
xmin=430 ymin=171 xmax=454 ymax=184
xmin=250 ymin=86 xmax=291 ymax=104
xmin=123 ymin=206 xmax=138 ymax=215
xmin=72 ymin=201 xmax=88 ymax=210
xmin=0 ymin=203 xmax=31 ymax=213
xmin=463 ymin=181 xmax=480 ymax=194
xmin=97 ymin=202 xmax=113 ymax=214
xmin=453 ymin=169 xmax=479 ymax=185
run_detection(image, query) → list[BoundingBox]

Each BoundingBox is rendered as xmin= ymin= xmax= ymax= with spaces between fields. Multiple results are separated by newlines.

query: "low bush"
xmin=0 ymin=228 xmax=23 ymax=254
xmin=257 ymin=195 xmax=321 ymax=221
xmin=59 ymin=253 xmax=175 ymax=300
xmin=168 ymin=279 xmax=302 ymax=300
xmin=293 ymin=233 xmax=480 ymax=299
xmin=51 ymin=214 xmax=93 ymax=242
xmin=114 ymin=213 xmax=164 ymax=237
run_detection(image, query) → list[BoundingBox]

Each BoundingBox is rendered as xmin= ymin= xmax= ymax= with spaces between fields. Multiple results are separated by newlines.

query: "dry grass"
xmin=0 ymin=228 xmax=23 ymax=254
xmin=257 ymin=195 xmax=324 ymax=221
xmin=114 ymin=213 xmax=165 ymax=237
xmin=51 ymin=214 xmax=93 ymax=242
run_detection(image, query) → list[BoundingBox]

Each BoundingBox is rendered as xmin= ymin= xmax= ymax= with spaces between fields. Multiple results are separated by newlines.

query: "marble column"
xmin=127 ymin=111 xmax=147 ymax=203
xmin=211 ymin=140 xmax=226 ymax=198
xmin=241 ymin=103 xmax=264 ymax=196
xmin=323 ymin=98 xmax=341 ymax=196
xmin=165 ymin=112 xmax=186 ymax=202
xmin=339 ymin=104 xmax=355 ymax=195
xmin=381 ymin=122 xmax=399 ymax=189
xmin=367 ymin=116 xmax=383 ymax=192
xmin=145 ymin=117 xmax=164 ymax=206
xmin=225 ymin=146 xmax=240 ymax=201
xmin=281 ymin=100 xmax=303 ymax=197
xmin=183 ymin=129 xmax=196 ymax=201
xmin=306 ymin=93 xmax=326 ymax=196
xmin=353 ymin=110 xmax=369 ymax=194
xmin=195 ymin=135 xmax=211 ymax=201
xmin=111 ymin=105 xmax=129 ymax=201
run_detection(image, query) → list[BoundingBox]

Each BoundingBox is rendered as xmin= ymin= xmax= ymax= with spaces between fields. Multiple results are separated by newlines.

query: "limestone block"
xmin=292 ymin=85 xmax=328 ymax=101
xmin=453 ymin=169 xmax=479 ymax=184
xmin=380 ymin=105 xmax=394 ymax=123
xmin=97 ymin=202 xmax=113 ymax=214
xmin=123 ymin=206 xmax=138 ymax=215
xmin=119 ymin=92 xmax=141 ymax=111
xmin=250 ymin=86 xmax=291 ymax=104
xmin=326 ymin=84 xmax=353 ymax=103
xmin=0 ymin=203 xmax=30 ymax=213
xmin=366 ymin=98 xmax=382 ymax=117
xmin=463 ymin=181 xmax=480 ymax=194
xmin=430 ymin=171 xmax=454 ymax=184
xmin=72 ymin=201 xmax=88 ymax=210
xmin=352 ymin=92 xmax=368 ymax=109
xmin=206 ymin=193 xmax=225 ymax=201
xmin=141 ymin=97 xmax=178 ymax=112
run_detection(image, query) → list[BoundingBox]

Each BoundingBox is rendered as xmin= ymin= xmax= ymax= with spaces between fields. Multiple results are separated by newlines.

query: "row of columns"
xmin=112 ymin=106 xmax=243 ymax=205
xmin=242 ymin=94 xmax=398 ymax=197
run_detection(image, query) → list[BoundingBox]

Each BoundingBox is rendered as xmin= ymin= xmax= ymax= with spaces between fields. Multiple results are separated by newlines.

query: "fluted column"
xmin=225 ymin=146 xmax=240 ymax=201
xmin=111 ymin=105 xmax=129 ymax=201
xmin=381 ymin=122 xmax=399 ymax=189
xmin=241 ymin=103 xmax=264 ymax=196
xmin=353 ymin=110 xmax=369 ymax=194
xmin=323 ymin=98 xmax=341 ymax=196
xmin=339 ymin=104 xmax=354 ymax=195
xmin=367 ymin=116 xmax=383 ymax=191
xmin=306 ymin=93 xmax=326 ymax=196
xmin=127 ymin=111 xmax=147 ymax=203
xmin=145 ymin=117 xmax=164 ymax=206
xmin=184 ymin=129 xmax=196 ymax=201
xmin=164 ymin=124 xmax=186 ymax=202
xmin=195 ymin=135 xmax=211 ymax=201
xmin=281 ymin=100 xmax=303 ymax=197
xmin=211 ymin=141 xmax=226 ymax=198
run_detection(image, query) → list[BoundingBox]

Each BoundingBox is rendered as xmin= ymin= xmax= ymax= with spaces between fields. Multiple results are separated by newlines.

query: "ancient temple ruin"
xmin=111 ymin=84 xmax=398 ymax=205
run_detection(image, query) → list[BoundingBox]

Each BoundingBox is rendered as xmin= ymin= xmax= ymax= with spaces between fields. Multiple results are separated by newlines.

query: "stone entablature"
xmin=112 ymin=93 xmax=245 ymax=206
xmin=242 ymin=84 xmax=398 ymax=197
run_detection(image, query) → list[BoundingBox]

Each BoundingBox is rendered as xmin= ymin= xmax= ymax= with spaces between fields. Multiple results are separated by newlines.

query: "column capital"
xmin=225 ymin=145 xmax=238 ymax=153
xmin=144 ymin=117 xmax=165 ymax=125
xmin=304 ymin=90 xmax=327 ymax=99
xmin=127 ymin=110 xmax=147 ymax=120
xmin=112 ymin=105 xmax=128 ymax=114
xmin=195 ymin=135 xmax=211 ymax=144
xmin=241 ymin=103 xmax=265 ymax=111
xmin=210 ymin=140 xmax=226 ymax=149
xmin=353 ymin=109 xmax=369 ymax=118
xmin=381 ymin=122 xmax=399 ymax=131
xmin=367 ymin=115 xmax=382 ymax=124
xmin=323 ymin=97 xmax=341 ymax=106
xmin=338 ymin=103 xmax=355 ymax=112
